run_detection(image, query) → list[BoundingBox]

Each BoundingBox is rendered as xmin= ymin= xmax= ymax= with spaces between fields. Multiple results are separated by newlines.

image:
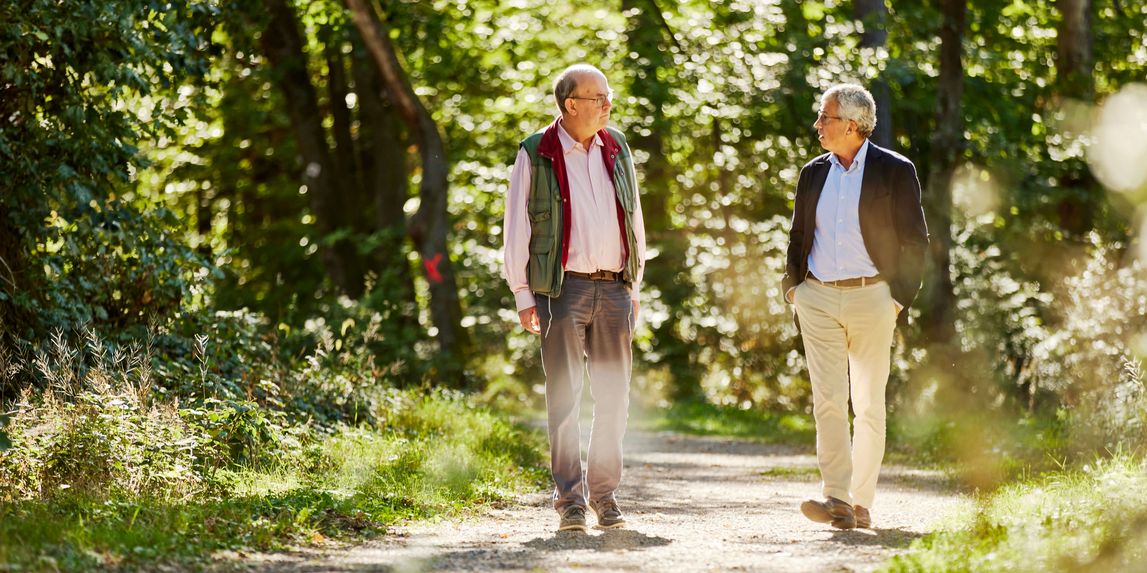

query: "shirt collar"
xmin=557 ymin=120 xmax=602 ymax=154
xmin=829 ymin=138 xmax=870 ymax=173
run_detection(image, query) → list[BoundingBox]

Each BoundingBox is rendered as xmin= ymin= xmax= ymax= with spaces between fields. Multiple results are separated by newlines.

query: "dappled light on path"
xmin=215 ymin=431 xmax=962 ymax=572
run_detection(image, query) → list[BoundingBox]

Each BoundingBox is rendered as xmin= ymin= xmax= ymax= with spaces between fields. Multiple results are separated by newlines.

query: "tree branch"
xmin=645 ymin=0 xmax=683 ymax=53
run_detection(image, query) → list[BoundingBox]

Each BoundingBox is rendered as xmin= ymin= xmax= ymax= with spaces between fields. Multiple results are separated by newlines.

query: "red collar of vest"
xmin=536 ymin=118 xmax=621 ymax=163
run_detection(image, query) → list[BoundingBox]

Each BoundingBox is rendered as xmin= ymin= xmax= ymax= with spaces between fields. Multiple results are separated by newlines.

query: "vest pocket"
xmin=527 ymin=240 xmax=558 ymax=295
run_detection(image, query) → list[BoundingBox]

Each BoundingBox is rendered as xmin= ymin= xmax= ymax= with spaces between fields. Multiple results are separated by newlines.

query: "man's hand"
xmin=519 ymin=306 xmax=540 ymax=334
xmin=632 ymin=299 xmax=641 ymax=323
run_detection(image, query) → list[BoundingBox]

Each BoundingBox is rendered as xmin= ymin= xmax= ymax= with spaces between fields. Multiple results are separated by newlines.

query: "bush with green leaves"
xmin=0 ymin=354 xmax=206 ymax=500
xmin=0 ymin=1 xmax=218 ymax=364
xmin=0 ymin=327 xmax=303 ymax=500
xmin=949 ymin=217 xmax=1054 ymax=409
xmin=1027 ymin=236 xmax=1147 ymax=452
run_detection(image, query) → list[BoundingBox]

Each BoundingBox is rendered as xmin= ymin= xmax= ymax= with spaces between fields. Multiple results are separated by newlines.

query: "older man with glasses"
xmin=782 ymin=84 xmax=929 ymax=530
xmin=503 ymin=63 xmax=646 ymax=532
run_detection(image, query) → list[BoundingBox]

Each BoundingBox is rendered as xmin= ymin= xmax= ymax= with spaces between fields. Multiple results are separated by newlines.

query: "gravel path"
xmin=222 ymin=430 xmax=963 ymax=572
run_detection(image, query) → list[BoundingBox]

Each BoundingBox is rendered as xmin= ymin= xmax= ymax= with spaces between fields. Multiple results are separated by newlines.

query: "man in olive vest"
xmin=503 ymin=63 xmax=646 ymax=532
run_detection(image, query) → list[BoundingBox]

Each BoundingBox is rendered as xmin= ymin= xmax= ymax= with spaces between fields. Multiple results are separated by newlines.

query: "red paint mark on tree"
xmin=424 ymin=253 xmax=443 ymax=283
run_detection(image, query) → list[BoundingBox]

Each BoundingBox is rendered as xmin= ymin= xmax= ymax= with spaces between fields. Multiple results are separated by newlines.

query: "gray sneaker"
xmin=558 ymin=505 xmax=588 ymax=532
xmin=800 ymin=496 xmax=856 ymax=529
xmin=590 ymin=499 xmax=626 ymax=529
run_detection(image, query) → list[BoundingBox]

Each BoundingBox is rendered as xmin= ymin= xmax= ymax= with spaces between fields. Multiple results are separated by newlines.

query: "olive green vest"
xmin=519 ymin=126 xmax=642 ymax=298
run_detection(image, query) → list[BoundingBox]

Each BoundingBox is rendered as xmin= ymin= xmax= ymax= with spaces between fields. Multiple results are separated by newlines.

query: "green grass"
xmin=760 ymin=466 xmax=820 ymax=479
xmin=633 ymin=400 xmax=816 ymax=445
xmin=882 ymin=455 xmax=1147 ymax=573
xmin=0 ymin=391 xmax=549 ymax=572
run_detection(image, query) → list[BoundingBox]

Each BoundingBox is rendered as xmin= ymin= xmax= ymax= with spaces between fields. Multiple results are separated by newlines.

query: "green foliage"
xmin=0 ymin=388 xmax=547 ymax=572
xmin=0 ymin=358 xmax=206 ymax=500
xmin=884 ymin=455 xmax=1147 ymax=573
xmin=948 ymin=217 xmax=1053 ymax=406
xmin=0 ymin=491 xmax=376 ymax=571
xmin=0 ymin=0 xmax=216 ymax=197
xmin=0 ymin=0 xmax=219 ymax=371
xmin=10 ymin=204 xmax=213 ymax=341
xmin=1029 ymin=239 xmax=1147 ymax=452
xmin=634 ymin=400 xmax=816 ymax=445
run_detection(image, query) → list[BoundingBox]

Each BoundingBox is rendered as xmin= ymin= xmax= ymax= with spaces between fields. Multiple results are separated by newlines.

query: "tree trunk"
xmin=1054 ymin=0 xmax=1097 ymax=235
xmin=0 ymin=201 xmax=24 ymax=403
xmin=352 ymin=40 xmax=418 ymax=324
xmin=854 ymin=0 xmax=893 ymax=149
xmin=1056 ymin=0 xmax=1093 ymax=100
xmin=622 ymin=0 xmax=701 ymax=401
xmin=324 ymin=40 xmax=378 ymax=298
xmin=260 ymin=0 xmax=362 ymax=295
xmin=920 ymin=0 xmax=964 ymax=344
xmin=345 ymin=0 xmax=471 ymax=375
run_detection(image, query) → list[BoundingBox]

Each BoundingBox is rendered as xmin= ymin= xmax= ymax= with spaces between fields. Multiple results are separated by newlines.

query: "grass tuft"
xmin=883 ymin=454 xmax=1147 ymax=573
xmin=0 ymin=389 xmax=548 ymax=572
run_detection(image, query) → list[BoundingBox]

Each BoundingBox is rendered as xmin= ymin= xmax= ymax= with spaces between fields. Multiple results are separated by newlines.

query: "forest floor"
xmin=213 ymin=430 xmax=964 ymax=573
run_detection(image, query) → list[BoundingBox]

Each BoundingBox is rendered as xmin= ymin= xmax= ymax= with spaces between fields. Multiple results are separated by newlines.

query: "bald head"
xmin=553 ymin=64 xmax=607 ymax=115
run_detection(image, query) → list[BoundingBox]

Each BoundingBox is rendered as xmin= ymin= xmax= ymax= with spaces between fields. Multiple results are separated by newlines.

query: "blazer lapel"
xmin=804 ymin=154 xmax=832 ymax=230
xmin=859 ymin=142 xmax=887 ymax=210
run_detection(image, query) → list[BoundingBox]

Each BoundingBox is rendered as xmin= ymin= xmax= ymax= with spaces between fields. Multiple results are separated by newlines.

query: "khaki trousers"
xmin=536 ymin=276 xmax=634 ymax=512
xmin=794 ymin=279 xmax=897 ymax=508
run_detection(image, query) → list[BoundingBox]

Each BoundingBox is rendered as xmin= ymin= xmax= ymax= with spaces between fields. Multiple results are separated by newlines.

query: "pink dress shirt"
xmin=503 ymin=121 xmax=646 ymax=312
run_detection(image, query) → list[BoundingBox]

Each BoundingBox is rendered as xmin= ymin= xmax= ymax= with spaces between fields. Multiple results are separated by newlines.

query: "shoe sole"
xmin=594 ymin=521 xmax=626 ymax=530
xmin=558 ymin=523 xmax=588 ymax=532
xmin=801 ymin=501 xmax=856 ymax=530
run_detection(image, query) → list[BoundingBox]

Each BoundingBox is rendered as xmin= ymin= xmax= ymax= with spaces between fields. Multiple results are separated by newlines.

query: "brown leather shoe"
xmin=590 ymin=499 xmax=626 ymax=529
xmin=800 ymin=497 xmax=856 ymax=529
xmin=854 ymin=505 xmax=872 ymax=529
xmin=558 ymin=505 xmax=588 ymax=532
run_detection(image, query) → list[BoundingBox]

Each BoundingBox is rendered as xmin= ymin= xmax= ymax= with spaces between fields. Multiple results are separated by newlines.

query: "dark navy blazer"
xmin=782 ymin=142 xmax=930 ymax=326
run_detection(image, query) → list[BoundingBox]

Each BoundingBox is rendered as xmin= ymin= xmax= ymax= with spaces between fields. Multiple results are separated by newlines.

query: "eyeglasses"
xmin=568 ymin=89 xmax=614 ymax=108
xmin=816 ymin=111 xmax=845 ymax=123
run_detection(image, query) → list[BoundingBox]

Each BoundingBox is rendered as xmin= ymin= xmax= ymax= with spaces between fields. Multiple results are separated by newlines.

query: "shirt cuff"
xmin=513 ymin=289 xmax=537 ymax=312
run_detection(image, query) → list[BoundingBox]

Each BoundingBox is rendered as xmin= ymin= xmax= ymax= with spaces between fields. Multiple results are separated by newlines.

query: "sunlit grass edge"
xmin=881 ymin=453 xmax=1147 ymax=573
xmin=0 ymin=390 xmax=549 ymax=573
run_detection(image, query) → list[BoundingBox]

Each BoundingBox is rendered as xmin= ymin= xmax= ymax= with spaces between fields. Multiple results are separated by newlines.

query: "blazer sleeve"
xmin=892 ymin=160 xmax=929 ymax=310
xmin=781 ymin=165 xmax=810 ymax=299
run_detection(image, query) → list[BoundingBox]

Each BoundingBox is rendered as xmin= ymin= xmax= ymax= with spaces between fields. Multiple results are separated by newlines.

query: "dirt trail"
xmin=223 ymin=431 xmax=963 ymax=572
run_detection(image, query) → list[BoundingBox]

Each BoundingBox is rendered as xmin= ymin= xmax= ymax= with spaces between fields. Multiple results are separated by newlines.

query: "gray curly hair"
xmin=822 ymin=84 xmax=877 ymax=138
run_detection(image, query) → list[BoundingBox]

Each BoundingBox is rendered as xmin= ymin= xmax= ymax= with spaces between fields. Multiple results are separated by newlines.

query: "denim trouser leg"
xmin=537 ymin=277 xmax=633 ymax=512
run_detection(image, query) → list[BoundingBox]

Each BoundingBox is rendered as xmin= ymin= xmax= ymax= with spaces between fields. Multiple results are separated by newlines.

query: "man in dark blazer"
xmin=782 ymin=84 xmax=928 ymax=530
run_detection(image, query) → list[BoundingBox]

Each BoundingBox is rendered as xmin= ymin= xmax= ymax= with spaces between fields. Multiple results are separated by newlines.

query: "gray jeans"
xmin=537 ymin=275 xmax=634 ymax=512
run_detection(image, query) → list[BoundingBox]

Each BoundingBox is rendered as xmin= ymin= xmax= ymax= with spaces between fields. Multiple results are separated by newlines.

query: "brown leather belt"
xmin=566 ymin=270 xmax=622 ymax=281
xmin=807 ymin=273 xmax=883 ymax=288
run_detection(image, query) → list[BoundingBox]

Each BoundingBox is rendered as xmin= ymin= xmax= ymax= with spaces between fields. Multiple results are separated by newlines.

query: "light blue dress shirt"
xmin=807 ymin=139 xmax=880 ymax=282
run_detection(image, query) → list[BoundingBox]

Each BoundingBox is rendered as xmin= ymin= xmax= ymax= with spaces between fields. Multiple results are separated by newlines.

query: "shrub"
xmin=0 ymin=350 xmax=205 ymax=500
xmin=1028 ymin=237 xmax=1147 ymax=453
